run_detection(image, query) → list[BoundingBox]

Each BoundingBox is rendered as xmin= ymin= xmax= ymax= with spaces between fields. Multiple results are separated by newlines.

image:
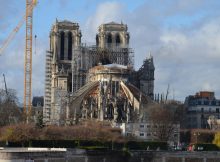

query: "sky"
xmin=0 ymin=0 xmax=220 ymax=103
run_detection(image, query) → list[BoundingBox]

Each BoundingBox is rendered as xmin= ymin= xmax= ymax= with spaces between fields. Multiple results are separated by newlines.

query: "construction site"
xmin=44 ymin=20 xmax=155 ymax=125
xmin=0 ymin=1 xmax=155 ymax=126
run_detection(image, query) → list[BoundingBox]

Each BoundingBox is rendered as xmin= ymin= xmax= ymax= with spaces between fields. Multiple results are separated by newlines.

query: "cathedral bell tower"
xmin=96 ymin=22 xmax=130 ymax=48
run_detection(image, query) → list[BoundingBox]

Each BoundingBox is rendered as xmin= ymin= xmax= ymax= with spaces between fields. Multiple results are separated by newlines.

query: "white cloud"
xmin=84 ymin=2 xmax=124 ymax=43
xmin=81 ymin=0 xmax=220 ymax=101
xmin=0 ymin=32 xmax=47 ymax=103
xmin=1 ymin=0 xmax=220 ymax=103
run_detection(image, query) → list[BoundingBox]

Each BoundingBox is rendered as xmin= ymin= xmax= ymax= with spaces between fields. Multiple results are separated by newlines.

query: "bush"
xmin=213 ymin=132 xmax=220 ymax=147
xmin=31 ymin=140 xmax=78 ymax=148
xmin=78 ymin=146 xmax=109 ymax=150
xmin=78 ymin=140 xmax=104 ymax=147
xmin=1 ymin=139 xmax=169 ymax=151
xmin=126 ymin=141 xmax=167 ymax=150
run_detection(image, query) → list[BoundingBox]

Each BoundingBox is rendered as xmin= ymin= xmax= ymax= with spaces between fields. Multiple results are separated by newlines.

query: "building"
xmin=120 ymin=122 xmax=180 ymax=146
xmin=184 ymin=91 xmax=220 ymax=129
xmin=44 ymin=20 xmax=155 ymax=125
xmin=44 ymin=20 xmax=81 ymax=124
xmin=32 ymin=96 xmax=43 ymax=123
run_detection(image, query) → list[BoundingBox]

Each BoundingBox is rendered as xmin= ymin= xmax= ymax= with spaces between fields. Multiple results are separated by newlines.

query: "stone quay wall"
xmin=0 ymin=148 xmax=220 ymax=162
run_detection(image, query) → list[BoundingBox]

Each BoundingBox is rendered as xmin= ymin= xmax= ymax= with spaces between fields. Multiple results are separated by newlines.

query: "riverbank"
xmin=0 ymin=148 xmax=220 ymax=162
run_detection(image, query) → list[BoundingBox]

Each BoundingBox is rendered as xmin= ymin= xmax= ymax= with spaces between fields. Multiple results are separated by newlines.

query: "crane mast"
xmin=0 ymin=1 xmax=37 ymax=122
xmin=24 ymin=0 xmax=36 ymax=122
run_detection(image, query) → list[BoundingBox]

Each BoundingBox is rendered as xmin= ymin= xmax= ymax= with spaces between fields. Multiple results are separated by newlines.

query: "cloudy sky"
xmin=0 ymin=0 xmax=220 ymax=103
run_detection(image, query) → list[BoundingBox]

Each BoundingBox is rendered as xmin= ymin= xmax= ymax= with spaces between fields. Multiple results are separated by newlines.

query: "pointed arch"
xmin=60 ymin=31 xmax=65 ymax=60
xmin=116 ymin=33 xmax=121 ymax=45
xmin=107 ymin=33 xmax=112 ymax=44
xmin=68 ymin=32 xmax=73 ymax=60
xmin=126 ymin=33 xmax=130 ymax=44
xmin=96 ymin=34 xmax=99 ymax=46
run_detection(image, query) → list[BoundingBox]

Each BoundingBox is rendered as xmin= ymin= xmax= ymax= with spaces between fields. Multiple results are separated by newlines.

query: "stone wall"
xmin=0 ymin=149 xmax=220 ymax=162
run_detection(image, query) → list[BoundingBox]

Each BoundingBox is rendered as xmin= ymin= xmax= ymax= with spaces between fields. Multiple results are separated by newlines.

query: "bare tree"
xmin=0 ymin=89 xmax=22 ymax=126
xmin=0 ymin=123 xmax=39 ymax=146
xmin=146 ymin=102 xmax=184 ymax=142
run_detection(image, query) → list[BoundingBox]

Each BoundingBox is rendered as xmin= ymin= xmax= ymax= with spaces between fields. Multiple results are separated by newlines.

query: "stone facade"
xmin=44 ymin=20 xmax=155 ymax=125
xmin=184 ymin=91 xmax=220 ymax=129
xmin=32 ymin=96 xmax=43 ymax=123
xmin=96 ymin=22 xmax=129 ymax=48
xmin=120 ymin=122 xmax=180 ymax=145
xmin=1 ymin=149 xmax=220 ymax=162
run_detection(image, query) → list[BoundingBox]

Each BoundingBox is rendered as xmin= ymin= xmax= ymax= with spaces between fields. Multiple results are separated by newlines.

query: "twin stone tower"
xmin=44 ymin=20 xmax=155 ymax=125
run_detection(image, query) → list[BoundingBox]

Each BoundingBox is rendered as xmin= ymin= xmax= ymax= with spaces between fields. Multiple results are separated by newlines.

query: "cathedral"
xmin=44 ymin=20 xmax=155 ymax=125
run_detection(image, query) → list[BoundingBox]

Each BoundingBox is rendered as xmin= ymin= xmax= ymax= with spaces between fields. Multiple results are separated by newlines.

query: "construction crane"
xmin=0 ymin=1 xmax=37 ymax=55
xmin=24 ymin=0 xmax=37 ymax=123
xmin=0 ymin=0 xmax=37 ymax=122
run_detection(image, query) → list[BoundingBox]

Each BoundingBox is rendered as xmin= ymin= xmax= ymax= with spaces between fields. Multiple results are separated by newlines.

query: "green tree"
xmin=0 ymin=126 xmax=15 ymax=145
xmin=213 ymin=132 xmax=220 ymax=147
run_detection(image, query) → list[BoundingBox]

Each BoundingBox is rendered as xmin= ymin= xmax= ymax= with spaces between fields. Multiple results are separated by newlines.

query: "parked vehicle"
xmin=187 ymin=143 xmax=219 ymax=151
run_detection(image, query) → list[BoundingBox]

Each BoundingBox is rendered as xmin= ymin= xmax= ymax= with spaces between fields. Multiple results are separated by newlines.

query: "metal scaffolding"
xmin=43 ymin=51 xmax=52 ymax=123
xmin=71 ymin=44 xmax=134 ymax=93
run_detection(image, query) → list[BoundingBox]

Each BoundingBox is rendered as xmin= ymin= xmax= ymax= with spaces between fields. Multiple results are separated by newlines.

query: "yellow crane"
xmin=0 ymin=0 xmax=37 ymax=122
xmin=24 ymin=0 xmax=37 ymax=123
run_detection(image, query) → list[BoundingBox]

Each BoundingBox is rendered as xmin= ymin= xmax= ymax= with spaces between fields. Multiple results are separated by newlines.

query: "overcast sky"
xmin=0 ymin=0 xmax=220 ymax=103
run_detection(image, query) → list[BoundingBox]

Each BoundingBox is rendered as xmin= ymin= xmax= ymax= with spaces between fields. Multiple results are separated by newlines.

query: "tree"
xmin=213 ymin=132 xmax=220 ymax=147
xmin=164 ymin=101 xmax=186 ymax=129
xmin=0 ymin=123 xmax=39 ymax=146
xmin=147 ymin=104 xmax=175 ymax=142
xmin=146 ymin=102 xmax=184 ymax=142
xmin=0 ymin=89 xmax=22 ymax=126
xmin=36 ymin=111 xmax=44 ymax=128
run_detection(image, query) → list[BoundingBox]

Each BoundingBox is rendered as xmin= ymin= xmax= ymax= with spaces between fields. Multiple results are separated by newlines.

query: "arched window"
xmin=60 ymin=31 xmax=65 ymax=60
xmin=116 ymin=34 xmax=121 ymax=45
xmin=107 ymin=33 xmax=112 ymax=44
xmin=126 ymin=33 xmax=130 ymax=44
xmin=96 ymin=34 xmax=99 ymax=46
xmin=68 ymin=32 xmax=72 ymax=60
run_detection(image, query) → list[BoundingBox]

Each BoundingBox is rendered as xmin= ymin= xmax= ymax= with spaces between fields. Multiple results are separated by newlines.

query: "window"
xmin=126 ymin=33 xmax=130 ymax=44
xmin=96 ymin=34 xmax=99 ymax=46
xmin=140 ymin=124 xmax=144 ymax=128
xmin=116 ymin=34 xmax=121 ymax=45
xmin=201 ymin=108 xmax=204 ymax=113
xmin=60 ymin=31 xmax=65 ymax=60
xmin=212 ymin=101 xmax=216 ymax=106
xmin=216 ymin=108 xmax=219 ymax=113
xmin=107 ymin=33 xmax=112 ymax=44
xmin=68 ymin=32 xmax=72 ymax=60
xmin=140 ymin=133 xmax=144 ymax=137
xmin=204 ymin=101 xmax=209 ymax=105
xmin=126 ymin=133 xmax=131 ymax=136
xmin=147 ymin=133 xmax=151 ymax=136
